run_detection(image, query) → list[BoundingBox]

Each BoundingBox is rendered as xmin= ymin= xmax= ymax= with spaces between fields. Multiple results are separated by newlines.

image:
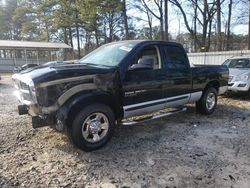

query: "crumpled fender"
xmin=56 ymin=91 xmax=122 ymax=124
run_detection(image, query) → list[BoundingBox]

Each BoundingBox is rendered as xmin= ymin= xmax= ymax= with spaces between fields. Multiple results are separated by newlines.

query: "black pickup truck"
xmin=12 ymin=40 xmax=229 ymax=151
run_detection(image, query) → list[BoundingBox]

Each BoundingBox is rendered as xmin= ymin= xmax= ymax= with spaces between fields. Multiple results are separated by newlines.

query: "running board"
xmin=122 ymin=107 xmax=187 ymax=126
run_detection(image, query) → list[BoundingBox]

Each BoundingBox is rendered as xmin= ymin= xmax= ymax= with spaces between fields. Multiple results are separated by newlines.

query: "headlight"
xmin=26 ymin=79 xmax=38 ymax=104
xmin=235 ymin=74 xmax=249 ymax=81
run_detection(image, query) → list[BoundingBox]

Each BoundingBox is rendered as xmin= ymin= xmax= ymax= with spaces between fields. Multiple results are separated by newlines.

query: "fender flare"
xmin=57 ymin=91 xmax=122 ymax=125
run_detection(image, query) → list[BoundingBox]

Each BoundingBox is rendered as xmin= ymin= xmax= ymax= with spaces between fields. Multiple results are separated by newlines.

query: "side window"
xmin=164 ymin=45 xmax=189 ymax=69
xmin=132 ymin=46 xmax=161 ymax=70
xmin=229 ymin=59 xmax=250 ymax=68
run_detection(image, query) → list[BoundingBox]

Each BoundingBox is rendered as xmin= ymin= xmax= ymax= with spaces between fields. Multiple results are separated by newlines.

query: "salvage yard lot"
xmin=0 ymin=75 xmax=250 ymax=188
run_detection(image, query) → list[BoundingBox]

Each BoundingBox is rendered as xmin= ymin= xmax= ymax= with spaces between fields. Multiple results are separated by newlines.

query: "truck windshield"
xmin=79 ymin=42 xmax=137 ymax=67
xmin=223 ymin=59 xmax=250 ymax=69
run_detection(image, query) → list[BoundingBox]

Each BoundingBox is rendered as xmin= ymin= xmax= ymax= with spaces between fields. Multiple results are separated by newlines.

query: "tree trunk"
xmin=159 ymin=0 xmax=164 ymax=40
xmin=45 ymin=21 xmax=50 ymax=42
xmin=164 ymin=0 xmax=168 ymax=40
xmin=76 ymin=24 xmax=80 ymax=58
xmin=63 ymin=27 xmax=68 ymax=44
xmin=146 ymin=10 xmax=153 ymax=39
xmin=248 ymin=0 xmax=250 ymax=50
xmin=69 ymin=27 xmax=74 ymax=58
xmin=108 ymin=13 xmax=114 ymax=42
xmin=104 ymin=24 xmax=107 ymax=43
xmin=226 ymin=0 xmax=232 ymax=51
xmin=216 ymin=0 xmax=222 ymax=51
xmin=202 ymin=0 xmax=208 ymax=51
xmin=63 ymin=27 xmax=68 ymax=61
xmin=95 ymin=29 xmax=99 ymax=47
xmin=194 ymin=0 xmax=198 ymax=52
xmin=122 ymin=0 xmax=129 ymax=39
xmin=160 ymin=18 xmax=164 ymax=40
xmin=76 ymin=12 xmax=81 ymax=59
xmin=207 ymin=19 xmax=213 ymax=51
xmin=69 ymin=27 xmax=74 ymax=49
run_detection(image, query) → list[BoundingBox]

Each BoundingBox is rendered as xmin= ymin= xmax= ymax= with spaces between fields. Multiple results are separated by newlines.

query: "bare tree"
xmin=216 ymin=0 xmax=222 ymax=51
xmin=192 ymin=0 xmax=198 ymax=51
xmin=134 ymin=0 xmax=153 ymax=39
xmin=248 ymin=0 xmax=250 ymax=50
xmin=141 ymin=0 xmax=164 ymax=39
xmin=169 ymin=0 xmax=217 ymax=51
xmin=164 ymin=0 xmax=168 ymax=40
xmin=226 ymin=0 xmax=232 ymax=51
xmin=122 ymin=0 xmax=129 ymax=39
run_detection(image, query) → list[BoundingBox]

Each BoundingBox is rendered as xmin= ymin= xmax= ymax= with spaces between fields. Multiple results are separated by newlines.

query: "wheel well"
xmin=205 ymin=80 xmax=220 ymax=92
xmin=66 ymin=94 xmax=122 ymax=127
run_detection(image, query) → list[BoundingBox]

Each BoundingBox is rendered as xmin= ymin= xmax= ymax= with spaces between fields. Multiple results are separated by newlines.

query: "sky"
xmin=232 ymin=24 xmax=248 ymax=35
xmin=127 ymin=1 xmax=248 ymax=37
xmin=1 ymin=0 xmax=248 ymax=36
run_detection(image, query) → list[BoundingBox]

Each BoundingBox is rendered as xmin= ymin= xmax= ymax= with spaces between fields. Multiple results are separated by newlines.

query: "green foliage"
xmin=0 ymin=0 xmax=248 ymax=54
xmin=0 ymin=0 xmax=19 ymax=39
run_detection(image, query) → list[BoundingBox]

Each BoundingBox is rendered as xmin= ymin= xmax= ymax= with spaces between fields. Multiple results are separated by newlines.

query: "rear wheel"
xmin=196 ymin=87 xmax=218 ymax=115
xmin=71 ymin=104 xmax=115 ymax=151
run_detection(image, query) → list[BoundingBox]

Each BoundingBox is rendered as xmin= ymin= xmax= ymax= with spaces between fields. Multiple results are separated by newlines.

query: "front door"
xmin=122 ymin=45 xmax=167 ymax=118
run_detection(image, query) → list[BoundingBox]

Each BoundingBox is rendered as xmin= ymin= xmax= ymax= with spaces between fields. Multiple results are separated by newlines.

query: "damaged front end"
xmin=12 ymin=74 xmax=56 ymax=129
xmin=12 ymin=68 xmax=118 ymax=132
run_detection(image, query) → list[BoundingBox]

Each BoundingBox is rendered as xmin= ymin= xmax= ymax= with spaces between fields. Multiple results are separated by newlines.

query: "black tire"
xmin=196 ymin=87 xmax=218 ymax=115
xmin=71 ymin=103 xmax=115 ymax=151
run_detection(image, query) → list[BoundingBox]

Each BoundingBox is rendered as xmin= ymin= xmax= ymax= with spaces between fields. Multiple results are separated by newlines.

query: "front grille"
xmin=238 ymin=83 xmax=247 ymax=87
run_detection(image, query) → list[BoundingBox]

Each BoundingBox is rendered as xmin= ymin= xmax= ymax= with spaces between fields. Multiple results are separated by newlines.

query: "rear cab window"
xmin=162 ymin=45 xmax=190 ymax=69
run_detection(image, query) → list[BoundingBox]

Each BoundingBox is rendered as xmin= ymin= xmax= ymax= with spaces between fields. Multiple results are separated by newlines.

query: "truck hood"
xmin=229 ymin=68 xmax=250 ymax=77
xmin=13 ymin=63 xmax=116 ymax=84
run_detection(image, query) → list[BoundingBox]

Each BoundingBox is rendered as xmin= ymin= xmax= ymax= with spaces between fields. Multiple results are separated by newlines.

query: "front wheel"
xmin=196 ymin=87 xmax=218 ymax=115
xmin=71 ymin=104 xmax=115 ymax=151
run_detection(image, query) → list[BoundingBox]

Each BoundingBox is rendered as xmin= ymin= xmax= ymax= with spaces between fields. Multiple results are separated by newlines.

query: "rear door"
xmin=161 ymin=44 xmax=192 ymax=107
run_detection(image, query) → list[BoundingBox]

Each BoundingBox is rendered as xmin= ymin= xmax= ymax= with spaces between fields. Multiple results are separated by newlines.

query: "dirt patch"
xmin=0 ymin=76 xmax=250 ymax=187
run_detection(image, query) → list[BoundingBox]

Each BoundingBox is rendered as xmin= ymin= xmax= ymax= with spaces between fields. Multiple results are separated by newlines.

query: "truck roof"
xmin=109 ymin=40 xmax=182 ymax=47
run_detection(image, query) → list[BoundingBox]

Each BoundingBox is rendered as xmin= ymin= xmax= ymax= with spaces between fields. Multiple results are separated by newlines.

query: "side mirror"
xmin=129 ymin=57 xmax=154 ymax=71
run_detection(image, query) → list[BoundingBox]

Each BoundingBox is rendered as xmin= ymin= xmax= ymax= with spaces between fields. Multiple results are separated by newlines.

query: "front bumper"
xmin=13 ymin=75 xmax=61 ymax=129
xmin=17 ymin=104 xmax=55 ymax=128
xmin=14 ymin=86 xmax=55 ymax=128
xmin=15 ymin=88 xmax=58 ymax=129
xmin=14 ymin=90 xmax=39 ymax=116
xmin=228 ymin=81 xmax=250 ymax=92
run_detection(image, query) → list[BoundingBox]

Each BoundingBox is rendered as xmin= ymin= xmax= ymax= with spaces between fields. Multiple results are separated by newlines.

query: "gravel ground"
xmin=0 ymin=75 xmax=250 ymax=188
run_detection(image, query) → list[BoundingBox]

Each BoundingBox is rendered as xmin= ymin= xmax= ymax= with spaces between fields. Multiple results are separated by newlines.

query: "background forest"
xmin=0 ymin=0 xmax=249 ymax=58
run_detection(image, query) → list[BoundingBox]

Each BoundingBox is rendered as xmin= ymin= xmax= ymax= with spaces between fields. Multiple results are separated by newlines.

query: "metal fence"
xmin=2 ymin=50 xmax=250 ymax=72
xmin=188 ymin=50 xmax=250 ymax=65
xmin=0 ymin=58 xmax=50 ymax=72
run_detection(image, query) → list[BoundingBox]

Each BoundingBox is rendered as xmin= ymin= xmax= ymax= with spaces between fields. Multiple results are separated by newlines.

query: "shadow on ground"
xmin=223 ymin=92 xmax=250 ymax=101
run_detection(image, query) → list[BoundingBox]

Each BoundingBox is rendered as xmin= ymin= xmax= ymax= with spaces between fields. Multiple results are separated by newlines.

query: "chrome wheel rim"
xmin=82 ymin=113 xmax=109 ymax=143
xmin=206 ymin=93 xmax=216 ymax=110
